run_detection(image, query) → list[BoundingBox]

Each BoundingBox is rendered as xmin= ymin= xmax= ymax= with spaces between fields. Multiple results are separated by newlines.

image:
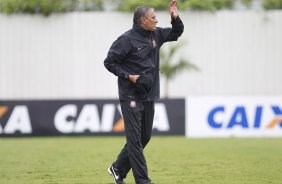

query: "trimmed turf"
xmin=0 ymin=136 xmax=282 ymax=184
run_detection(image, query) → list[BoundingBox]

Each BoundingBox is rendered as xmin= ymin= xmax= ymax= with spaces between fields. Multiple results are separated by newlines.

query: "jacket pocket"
xmin=135 ymin=72 xmax=153 ymax=94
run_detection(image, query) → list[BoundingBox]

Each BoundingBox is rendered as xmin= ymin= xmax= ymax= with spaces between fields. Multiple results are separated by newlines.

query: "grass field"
xmin=1 ymin=136 xmax=282 ymax=184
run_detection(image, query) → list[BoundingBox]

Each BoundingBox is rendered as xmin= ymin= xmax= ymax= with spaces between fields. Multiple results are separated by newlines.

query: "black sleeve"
xmin=159 ymin=16 xmax=184 ymax=43
xmin=104 ymin=36 xmax=131 ymax=78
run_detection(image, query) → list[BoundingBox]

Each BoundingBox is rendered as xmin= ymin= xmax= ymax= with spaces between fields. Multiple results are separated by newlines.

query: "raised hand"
xmin=168 ymin=0 xmax=179 ymax=18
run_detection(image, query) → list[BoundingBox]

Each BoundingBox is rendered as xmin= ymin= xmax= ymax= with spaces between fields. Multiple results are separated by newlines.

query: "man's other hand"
xmin=129 ymin=75 xmax=140 ymax=83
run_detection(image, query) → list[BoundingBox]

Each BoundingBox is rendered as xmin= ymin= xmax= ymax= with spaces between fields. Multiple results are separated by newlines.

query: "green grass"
xmin=1 ymin=136 xmax=282 ymax=184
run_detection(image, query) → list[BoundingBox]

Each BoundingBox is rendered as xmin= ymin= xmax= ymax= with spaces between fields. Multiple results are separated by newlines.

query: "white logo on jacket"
xmin=130 ymin=101 xmax=136 ymax=108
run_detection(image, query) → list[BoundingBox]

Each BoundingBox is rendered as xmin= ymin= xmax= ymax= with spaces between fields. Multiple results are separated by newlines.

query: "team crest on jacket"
xmin=130 ymin=101 xmax=136 ymax=108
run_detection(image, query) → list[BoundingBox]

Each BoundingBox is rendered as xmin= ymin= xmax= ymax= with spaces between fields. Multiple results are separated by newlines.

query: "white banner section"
xmin=186 ymin=96 xmax=282 ymax=138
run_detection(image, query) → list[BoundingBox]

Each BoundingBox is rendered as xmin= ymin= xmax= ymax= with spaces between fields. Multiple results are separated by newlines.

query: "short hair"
xmin=133 ymin=6 xmax=154 ymax=25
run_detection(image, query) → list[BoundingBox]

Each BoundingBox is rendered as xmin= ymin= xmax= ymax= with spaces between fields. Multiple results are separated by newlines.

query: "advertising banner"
xmin=0 ymin=99 xmax=185 ymax=136
xmin=186 ymin=96 xmax=282 ymax=137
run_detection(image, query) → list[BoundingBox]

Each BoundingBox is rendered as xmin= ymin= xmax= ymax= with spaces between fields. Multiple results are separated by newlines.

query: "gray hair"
xmin=133 ymin=6 xmax=154 ymax=25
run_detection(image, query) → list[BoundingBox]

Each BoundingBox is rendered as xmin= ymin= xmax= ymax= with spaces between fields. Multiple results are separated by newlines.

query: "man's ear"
xmin=140 ymin=17 xmax=146 ymax=24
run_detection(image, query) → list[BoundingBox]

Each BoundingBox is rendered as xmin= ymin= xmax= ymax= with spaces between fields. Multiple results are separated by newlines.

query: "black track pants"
xmin=115 ymin=100 xmax=155 ymax=184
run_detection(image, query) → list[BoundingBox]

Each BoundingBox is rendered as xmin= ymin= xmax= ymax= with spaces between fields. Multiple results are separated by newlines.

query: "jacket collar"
xmin=132 ymin=23 xmax=152 ymax=37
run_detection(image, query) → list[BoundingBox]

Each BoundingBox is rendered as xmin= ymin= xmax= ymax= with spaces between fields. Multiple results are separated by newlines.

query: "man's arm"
xmin=104 ymin=36 xmax=131 ymax=78
xmin=159 ymin=0 xmax=184 ymax=42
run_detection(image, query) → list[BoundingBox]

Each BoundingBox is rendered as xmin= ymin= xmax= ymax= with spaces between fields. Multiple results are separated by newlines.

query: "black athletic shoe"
xmin=107 ymin=163 xmax=125 ymax=184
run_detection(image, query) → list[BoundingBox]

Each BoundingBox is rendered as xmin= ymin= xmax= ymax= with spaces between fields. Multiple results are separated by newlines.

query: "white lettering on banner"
xmin=186 ymin=96 xmax=282 ymax=138
xmin=74 ymin=105 xmax=100 ymax=133
xmin=100 ymin=104 xmax=116 ymax=132
xmin=117 ymin=104 xmax=122 ymax=117
xmin=153 ymin=103 xmax=170 ymax=131
xmin=74 ymin=104 xmax=115 ymax=133
xmin=0 ymin=121 xmax=2 ymax=134
xmin=54 ymin=104 xmax=76 ymax=133
xmin=54 ymin=103 xmax=171 ymax=133
xmin=54 ymin=104 xmax=117 ymax=133
xmin=3 ymin=106 xmax=32 ymax=134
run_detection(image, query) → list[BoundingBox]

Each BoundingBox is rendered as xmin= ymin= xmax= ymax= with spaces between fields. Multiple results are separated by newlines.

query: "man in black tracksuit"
xmin=104 ymin=1 xmax=184 ymax=183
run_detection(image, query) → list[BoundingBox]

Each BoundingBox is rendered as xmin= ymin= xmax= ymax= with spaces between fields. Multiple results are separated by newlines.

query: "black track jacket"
xmin=104 ymin=16 xmax=184 ymax=101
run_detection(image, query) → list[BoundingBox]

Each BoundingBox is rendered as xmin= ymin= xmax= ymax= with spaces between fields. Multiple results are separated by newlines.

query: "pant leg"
xmin=116 ymin=101 xmax=155 ymax=178
xmin=117 ymin=100 xmax=151 ymax=184
xmin=141 ymin=101 xmax=155 ymax=147
xmin=115 ymin=144 xmax=130 ymax=178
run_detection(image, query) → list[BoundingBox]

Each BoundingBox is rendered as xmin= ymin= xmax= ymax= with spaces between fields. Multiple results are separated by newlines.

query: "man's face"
xmin=141 ymin=9 xmax=158 ymax=31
